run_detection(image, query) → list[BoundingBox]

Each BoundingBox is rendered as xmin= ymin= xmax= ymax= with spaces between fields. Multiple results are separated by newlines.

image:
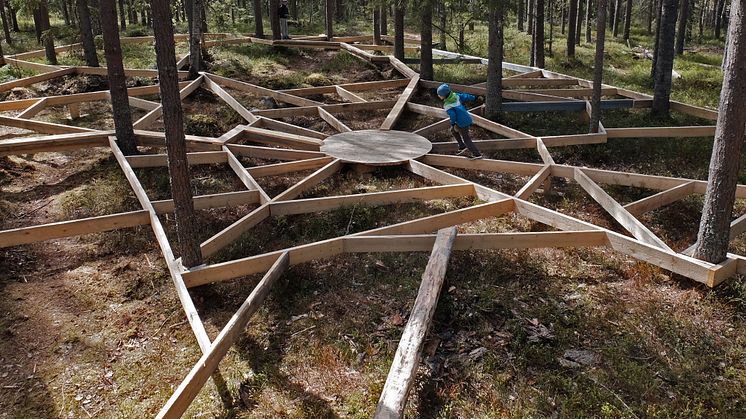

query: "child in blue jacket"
xmin=437 ymin=83 xmax=483 ymax=159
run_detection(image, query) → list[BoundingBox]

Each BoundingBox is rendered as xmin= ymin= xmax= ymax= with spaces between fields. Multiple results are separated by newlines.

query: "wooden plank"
xmin=345 ymin=230 xmax=610 ymax=252
xmin=515 ymin=164 xmax=552 ymax=200
xmin=243 ymin=126 xmax=323 ymax=150
xmin=0 ymin=131 xmax=111 ymax=155
xmin=252 ymin=100 xmax=395 ymax=118
xmin=126 ymin=151 xmax=228 ymax=168
xmin=540 ymin=133 xmax=607 ymax=147
xmin=670 ymin=101 xmax=719 ymax=121
xmin=3 ymin=57 xmax=62 ymax=73
xmin=406 ymin=159 xmax=513 ymax=202
xmin=318 ymin=107 xmax=352 ymax=132
xmin=388 ymin=56 xmax=419 ymax=78
xmin=381 ymin=76 xmax=419 ymax=130
xmin=623 ymin=181 xmax=696 ymax=216
xmin=274 ymin=159 xmax=342 ymax=201
xmin=225 ymin=146 xmax=271 ymax=204
xmin=280 ymin=79 xmax=410 ymax=96
xmin=128 ymin=96 xmax=160 ymax=111
xmin=258 ymin=117 xmax=328 ymax=140
xmin=514 ymin=87 xmax=617 ymax=97
xmin=430 ymin=138 xmax=538 ymax=153
xmin=270 ymin=184 xmax=476 ymax=216
xmin=605 ymin=126 xmax=717 ymax=138
xmin=470 ymin=113 xmax=533 ymax=138
xmin=0 ymin=68 xmax=76 ymax=93
xmin=0 ymin=210 xmax=150 ymax=248
xmin=374 ymin=227 xmax=457 ymax=419
xmin=729 ymin=212 xmax=746 ymax=241
xmin=226 ymin=143 xmax=325 ymax=161
xmin=536 ymin=138 xmax=554 ymax=165
xmin=0 ymin=115 xmax=95 ymax=135
xmin=133 ymin=76 xmax=204 ymax=130
xmin=203 ymin=74 xmax=258 ymax=124
xmin=176 ymin=53 xmax=190 ymax=70
xmin=574 ymin=168 xmax=673 ymax=251
xmin=156 ymin=252 xmax=289 ymax=419
xmin=200 ymin=204 xmax=272 ymax=259
xmin=151 ymin=190 xmax=261 ymax=213
xmin=188 ymin=236 xmax=344 ymax=286
xmin=420 ymin=154 xmax=544 ymax=177
xmin=246 ymin=156 xmax=335 ymax=178
xmin=335 ymin=85 xmax=366 ymax=103
xmin=204 ymin=72 xmax=322 ymax=107
xmin=501 ymin=78 xmax=579 ymax=87
xmin=109 ymin=138 xmax=212 ymax=352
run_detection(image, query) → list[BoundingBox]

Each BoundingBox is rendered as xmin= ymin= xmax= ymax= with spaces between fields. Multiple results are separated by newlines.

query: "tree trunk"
xmin=586 ymin=0 xmax=594 ymax=42
xmin=150 ymin=0 xmax=203 ymax=269
xmin=373 ymin=8 xmax=381 ymax=44
xmin=269 ymin=0 xmax=280 ymax=39
xmin=648 ymin=0 xmax=655 ymax=33
xmin=651 ymin=0 xmax=663 ymax=79
xmin=652 ymin=0 xmax=679 ymax=117
xmin=0 ymin=0 xmax=11 ymax=45
xmin=567 ymin=0 xmax=578 ymax=56
xmin=714 ymin=0 xmax=726 ymax=38
xmin=77 ymin=0 xmax=100 ymax=67
xmin=694 ymin=0 xmax=746 ymax=263
xmin=519 ymin=0 xmax=525 ymax=31
xmin=420 ymin=0 xmax=434 ymax=80
xmin=623 ymin=0 xmax=633 ymax=39
xmin=562 ymin=0 xmax=567 ymax=33
xmin=129 ymin=0 xmax=137 ymax=24
xmin=591 ymin=0 xmax=607 ymax=132
xmin=188 ymin=0 xmax=203 ymax=78
xmin=675 ymin=0 xmax=690 ymax=53
xmin=8 ymin=4 xmax=17 ymax=32
xmin=253 ymin=0 xmax=264 ymax=37
xmin=60 ymin=0 xmax=70 ymax=24
xmin=118 ymin=0 xmax=126 ymax=29
xmin=576 ymin=0 xmax=584 ymax=43
xmin=39 ymin=1 xmax=57 ymax=65
xmin=528 ymin=0 xmax=535 ymax=34
xmin=530 ymin=0 xmax=536 ymax=65
xmin=381 ymin=3 xmax=388 ymax=35
xmin=101 ymin=0 xmax=137 ymax=156
xmin=325 ymin=0 xmax=334 ymax=39
xmin=549 ymin=0 xmax=554 ymax=53
xmin=439 ymin=3 xmax=447 ymax=49
xmin=394 ymin=1 xmax=405 ymax=59
xmin=33 ymin=9 xmax=43 ymax=44
xmin=485 ymin=0 xmax=504 ymax=119
xmin=612 ymin=0 xmax=622 ymax=36
xmin=535 ymin=0 xmax=546 ymax=67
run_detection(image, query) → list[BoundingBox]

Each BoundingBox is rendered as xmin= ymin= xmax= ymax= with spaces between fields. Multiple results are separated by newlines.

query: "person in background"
xmin=279 ymin=0 xmax=291 ymax=40
xmin=437 ymin=83 xmax=483 ymax=160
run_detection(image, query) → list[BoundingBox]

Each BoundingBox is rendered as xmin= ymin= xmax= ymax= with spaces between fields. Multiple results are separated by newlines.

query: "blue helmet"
xmin=436 ymin=83 xmax=451 ymax=98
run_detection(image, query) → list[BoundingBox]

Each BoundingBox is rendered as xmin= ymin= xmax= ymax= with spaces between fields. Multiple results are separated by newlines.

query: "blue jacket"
xmin=444 ymin=92 xmax=476 ymax=128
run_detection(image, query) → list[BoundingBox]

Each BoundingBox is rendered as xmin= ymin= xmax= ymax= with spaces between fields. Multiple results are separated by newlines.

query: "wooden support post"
xmin=374 ymin=227 xmax=457 ymax=419
xmin=68 ymin=102 xmax=81 ymax=119
xmin=156 ymin=252 xmax=289 ymax=419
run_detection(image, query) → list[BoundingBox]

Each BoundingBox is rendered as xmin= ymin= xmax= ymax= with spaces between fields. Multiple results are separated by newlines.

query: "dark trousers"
xmin=450 ymin=125 xmax=481 ymax=156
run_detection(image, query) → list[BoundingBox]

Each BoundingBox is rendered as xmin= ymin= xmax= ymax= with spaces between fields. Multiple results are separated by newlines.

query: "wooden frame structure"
xmin=1 ymin=33 xmax=743 ymax=417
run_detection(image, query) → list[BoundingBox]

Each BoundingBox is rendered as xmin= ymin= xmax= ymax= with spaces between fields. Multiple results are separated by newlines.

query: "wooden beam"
xmin=605 ymin=126 xmax=717 ymax=138
xmin=280 ymin=79 xmax=410 ymax=96
xmin=536 ymin=138 xmax=554 ymax=165
xmin=274 ymin=159 xmax=343 ymax=201
xmin=243 ymin=126 xmax=323 ymax=150
xmin=335 ymin=86 xmax=367 ymax=103
xmin=200 ymin=204 xmax=272 ymax=259
xmin=430 ymin=138 xmax=539 ymax=153
xmin=270 ymin=184 xmax=476 ymax=216
xmin=226 ymin=143 xmax=326 ymax=161
xmin=374 ymin=227 xmax=457 ymax=419
xmin=0 ymin=131 xmax=111 ymax=155
xmin=251 ymin=100 xmax=395 ymax=118
xmin=0 ymin=68 xmax=76 ymax=93
xmin=623 ymin=181 xmax=696 ymax=216
xmin=318 ymin=107 xmax=352 ymax=132
xmin=151 ymin=190 xmax=261 ymax=213
xmin=203 ymin=72 xmax=322 ymax=107
xmin=225 ymin=146 xmax=271 ymax=204
xmin=381 ymin=76 xmax=420 ymax=130
xmin=0 ymin=115 xmax=95 ymax=134
xmin=203 ymin=74 xmax=258 ymax=124
xmin=156 ymin=252 xmax=289 ymax=419
xmin=0 ymin=210 xmax=150 ymax=248
xmin=515 ymin=165 xmax=552 ymax=200
xmin=133 ymin=76 xmax=204 ymax=130
xmin=256 ymin=117 xmax=328 ymax=140
xmin=126 ymin=151 xmax=228 ymax=168
xmin=420 ymin=154 xmax=544 ymax=177
xmin=246 ymin=156 xmax=335 ymax=178
xmin=574 ymin=168 xmax=673 ymax=251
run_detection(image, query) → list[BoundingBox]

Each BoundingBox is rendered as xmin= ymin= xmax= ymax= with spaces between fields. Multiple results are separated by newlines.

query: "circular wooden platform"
xmin=320 ymin=130 xmax=432 ymax=166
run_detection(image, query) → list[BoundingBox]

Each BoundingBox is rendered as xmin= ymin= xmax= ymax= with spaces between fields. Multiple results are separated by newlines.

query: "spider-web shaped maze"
xmin=0 ymin=33 xmax=743 ymax=417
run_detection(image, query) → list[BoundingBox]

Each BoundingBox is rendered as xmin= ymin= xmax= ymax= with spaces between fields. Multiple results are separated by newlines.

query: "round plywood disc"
xmin=320 ymin=130 xmax=432 ymax=166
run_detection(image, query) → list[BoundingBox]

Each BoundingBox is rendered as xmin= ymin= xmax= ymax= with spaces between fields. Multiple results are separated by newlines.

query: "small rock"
xmin=559 ymin=349 xmax=600 ymax=368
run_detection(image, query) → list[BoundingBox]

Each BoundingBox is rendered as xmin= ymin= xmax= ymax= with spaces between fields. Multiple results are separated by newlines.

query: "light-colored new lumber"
xmin=225 ymin=145 xmax=271 ymax=204
xmin=133 ymin=75 xmax=204 ymax=130
xmin=4 ymin=57 xmax=62 ymax=73
xmin=515 ymin=165 xmax=552 ymax=200
xmin=335 ymin=86 xmax=366 ymax=103
xmin=318 ymin=107 xmax=352 ymax=132
xmin=109 ymin=138 xmax=212 ymax=352
xmin=0 ymin=115 xmax=95 ymax=135
xmin=374 ymin=227 xmax=457 ymax=419
xmin=0 ymin=131 xmax=111 ymax=155
xmin=623 ymin=181 xmax=696 ymax=216
xmin=151 ymin=190 xmax=261 ymax=214
xmin=226 ymin=143 xmax=326 ymax=161
xmin=243 ymin=126 xmax=323 ymax=150
xmin=388 ymin=56 xmax=419 ymax=78
xmin=280 ymin=79 xmax=410 ymax=96
xmin=246 ymin=156 xmax=335 ymax=178
xmin=420 ymin=154 xmax=544 ymax=177
xmin=470 ymin=113 xmax=533 ymax=138
xmin=128 ymin=96 xmax=160 ymax=111
xmin=0 ymin=67 xmax=75 ymax=93
xmin=200 ymin=204 xmax=272 ymax=259
xmin=605 ymin=126 xmax=717 ymax=138
xmin=157 ymin=252 xmax=289 ymax=419
xmin=536 ymin=138 xmax=554 ymax=165
xmin=407 ymin=159 xmax=511 ymax=202
xmin=540 ymin=132 xmax=607 ymax=147
xmin=729 ymin=212 xmax=746 ymax=241
xmin=381 ymin=76 xmax=420 ymax=130
xmin=430 ymin=138 xmax=539 ymax=153
xmin=670 ymin=101 xmax=718 ymax=121
xmin=0 ymin=210 xmax=150 ymax=248
xmin=204 ymin=72 xmax=322 ymax=107
xmin=255 ymin=117 xmax=328 ymax=140
xmin=203 ymin=74 xmax=258 ymax=124
xmin=251 ymin=100 xmax=395 ymax=118
xmin=126 ymin=151 xmax=228 ymax=168
xmin=270 ymin=184 xmax=476 ymax=216
xmin=574 ymin=168 xmax=673 ymax=251
xmin=274 ymin=159 xmax=342 ymax=201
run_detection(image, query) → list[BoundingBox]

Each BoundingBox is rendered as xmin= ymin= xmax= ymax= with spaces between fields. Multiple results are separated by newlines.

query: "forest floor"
xmin=0 ymin=19 xmax=745 ymax=419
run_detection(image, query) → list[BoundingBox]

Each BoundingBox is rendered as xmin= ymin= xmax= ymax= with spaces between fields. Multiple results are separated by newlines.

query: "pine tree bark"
xmin=567 ymin=0 xmax=578 ymax=56
xmin=576 ymin=0 xmax=584 ymax=43
xmin=623 ymin=0 xmax=633 ymax=39
xmin=585 ymin=0 xmax=588 ymax=43
xmin=651 ymin=0 xmax=663 ymax=80
xmin=77 ymin=0 xmax=100 ymax=67
xmin=535 ymin=0 xmax=546 ymax=67
xmin=150 ymin=0 xmax=203 ymax=269
xmin=648 ymin=0 xmax=655 ymax=33
xmin=39 ymin=1 xmax=57 ymax=65
xmin=485 ymin=0 xmax=504 ymax=119
xmin=420 ymin=0 xmax=434 ymax=80
xmin=528 ymin=0 xmax=535 ymax=34
xmin=0 ymin=0 xmax=11 ymax=45
xmin=325 ymin=0 xmax=334 ymax=39
xmin=381 ymin=3 xmax=388 ymax=35
xmin=253 ymin=0 xmax=264 ymax=37
xmin=394 ymin=0 xmax=405 ymax=59
xmin=373 ymin=7 xmax=381 ymax=44
xmin=61 ymin=0 xmax=70 ymax=24
xmin=675 ymin=0 xmax=690 ymax=53
xmin=652 ymin=0 xmax=679 ymax=117
xmin=612 ymin=0 xmax=622 ymax=36
xmin=439 ymin=3 xmax=447 ymax=49
xmin=714 ymin=0 xmax=725 ymax=38
xmin=694 ymin=0 xmax=746 ymax=263
xmin=269 ymin=0 xmax=280 ymax=39
xmin=101 ymin=0 xmax=137 ymax=156
xmin=188 ymin=0 xmax=203 ymax=78
xmin=590 ymin=0 xmax=607 ymax=132
xmin=8 ymin=4 xmax=17 ymax=32
xmin=519 ymin=0 xmax=526 ymax=31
